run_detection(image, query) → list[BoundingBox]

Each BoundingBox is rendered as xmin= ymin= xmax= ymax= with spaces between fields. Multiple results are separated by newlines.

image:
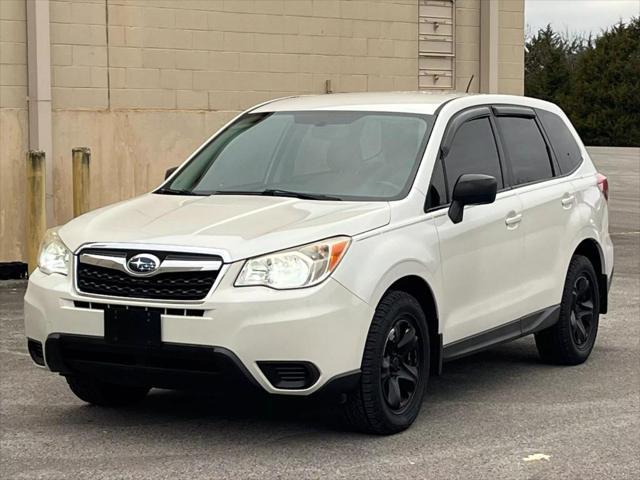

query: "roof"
xmin=252 ymin=91 xmax=466 ymax=115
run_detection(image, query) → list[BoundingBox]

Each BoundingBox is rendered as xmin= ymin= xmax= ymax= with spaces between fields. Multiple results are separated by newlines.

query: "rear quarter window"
xmin=537 ymin=109 xmax=583 ymax=174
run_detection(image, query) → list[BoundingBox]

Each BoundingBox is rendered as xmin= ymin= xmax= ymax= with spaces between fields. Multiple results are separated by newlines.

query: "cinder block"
xmin=177 ymin=89 xmax=208 ymax=109
xmin=0 ymin=41 xmax=26 ymax=64
xmin=143 ymin=27 xmax=191 ymax=49
xmin=254 ymin=33 xmax=284 ymax=53
xmin=110 ymin=88 xmax=176 ymax=109
xmin=223 ymin=32 xmax=254 ymax=52
xmin=0 ymin=85 xmax=27 ymax=108
xmin=160 ymin=69 xmax=193 ymax=89
xmin=0 ymin=63 xmax=26 ymax=86
xmin=268 ymin=53 xmax=299 ymax=73
xmin=109 ymin=47 xmax=142 ymax=68
xmin=0 ymin=0 xmax=26 ymax=21
xmin=368 ymin=38 xmax=395 ymax=57
xmin=311 ymin=36 xmax=340 ymax=55
xmin=51 ymin=23 xmax=106 ymax=46
xmin=394 ymin=40 xmax=417 ymax=59
xmin=1 ymin=20 xmax=27 ymax=43
xmin=142 ymin=7 xmax=175 ymax=28
xmin=284 ymin=0 xmax=313 ymax=16
xmin=175 ymin=50 xmax=208 ymax=70
xmin=193 ymin=30 xmax=224 ymax=51
xmin=73 ymin=45 xmax=108 ymax=66
xmin=91 ymin=66 xmax=109 ymax=88
xmin=125 ymin=68 xmax=161 ymax=89
xmin=238 ymin=52 xmax=270 ymax=72
xmin=340 ymin=37 xmax=367 ymax=56
xmin=175 ymin=9 xmax=209 ymax=30
xmin=368 ymin=75 xmax=395 ymax=91
xmin=207 ymin=51 xmax=239 ymax=71
xmin=281 ymin=35 xmax=313 ymax=54
xmin=339 ymin=74 xmax=367 ymax=92
xmin=71 ymin=2 xmax=106 ymax=25
xmin=52 ymin=87 xmax=108 ymax=109
xmin=50 ymin=1 xmax=72 ymax=24
xmin=52 ymin=65 xmax=92 ymax=88
xmin=142 ymin=48 xmax=176 ymax=68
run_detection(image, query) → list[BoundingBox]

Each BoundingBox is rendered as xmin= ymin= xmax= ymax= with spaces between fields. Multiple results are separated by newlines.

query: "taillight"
xmin=596 ymin=173 xmax=609 ymax=201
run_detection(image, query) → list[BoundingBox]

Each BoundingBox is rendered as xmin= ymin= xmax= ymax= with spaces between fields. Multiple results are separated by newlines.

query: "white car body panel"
xmin=24 ymin=92 xmax=614 ymax=395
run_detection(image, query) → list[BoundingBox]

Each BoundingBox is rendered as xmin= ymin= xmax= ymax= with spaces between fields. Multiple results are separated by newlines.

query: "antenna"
xmin=465 ymin=75 xmax=475 ymax=93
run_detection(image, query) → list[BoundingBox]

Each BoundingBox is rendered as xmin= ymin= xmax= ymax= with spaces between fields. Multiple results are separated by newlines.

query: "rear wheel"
xmin=535 ymin=255 xmax=600 ymax=365
xmin=343 ymin=291 xmax=429 ymax=435
xmin=66 ymin=376 xmax=149 ymax=406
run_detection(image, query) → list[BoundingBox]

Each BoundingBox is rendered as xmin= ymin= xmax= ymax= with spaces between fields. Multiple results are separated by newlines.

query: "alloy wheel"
xmin=381 ymin=316 xmax=421 ymax=413
xmin=570 ymin=273 xmax=596 ymax=348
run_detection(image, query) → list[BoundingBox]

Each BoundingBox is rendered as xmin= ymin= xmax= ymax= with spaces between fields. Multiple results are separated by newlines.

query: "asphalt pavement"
xmin=1 ymin=147 xmax=638 ymax=479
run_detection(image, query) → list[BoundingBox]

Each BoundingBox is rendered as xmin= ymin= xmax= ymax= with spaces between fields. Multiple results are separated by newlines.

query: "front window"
xmin=161 ymin=111 xmax=434 ymax=201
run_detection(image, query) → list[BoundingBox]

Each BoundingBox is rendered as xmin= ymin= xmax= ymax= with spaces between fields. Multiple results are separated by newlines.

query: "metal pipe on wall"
xmin=26 ymin=0 xmax=54 ymax=227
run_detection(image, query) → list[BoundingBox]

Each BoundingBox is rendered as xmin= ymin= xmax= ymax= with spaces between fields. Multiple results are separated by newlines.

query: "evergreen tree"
xmin=525 ymin=18 xmax=639 ymax=146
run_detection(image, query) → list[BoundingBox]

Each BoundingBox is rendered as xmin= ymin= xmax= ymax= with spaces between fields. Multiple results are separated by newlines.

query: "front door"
xmin=430 ymin=109 xmax=526 ymax=345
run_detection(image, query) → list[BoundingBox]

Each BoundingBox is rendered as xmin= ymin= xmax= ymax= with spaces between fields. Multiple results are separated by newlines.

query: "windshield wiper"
xmin=155 ymin=187 xmax=203 ymax=196
xmin=209 ymin=189 xmax=341 ymax=201
xmin=260 ymin=189 xmax=342 ymax=201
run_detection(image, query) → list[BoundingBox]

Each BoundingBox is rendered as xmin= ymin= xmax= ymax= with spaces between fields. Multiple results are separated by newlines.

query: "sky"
xmin=525 ymin=0 xmax=639 ymax=37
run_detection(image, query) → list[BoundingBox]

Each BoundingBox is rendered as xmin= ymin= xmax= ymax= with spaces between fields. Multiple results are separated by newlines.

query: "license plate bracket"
xmin=104 ymin=308 xmax=161 ymax=346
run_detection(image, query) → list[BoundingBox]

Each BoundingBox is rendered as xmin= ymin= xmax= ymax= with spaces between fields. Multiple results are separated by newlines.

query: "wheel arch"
xmin=383 ymin=275 xmax=442 ymax=376
xmin=572 ymin=237 xmax=608 ymax=314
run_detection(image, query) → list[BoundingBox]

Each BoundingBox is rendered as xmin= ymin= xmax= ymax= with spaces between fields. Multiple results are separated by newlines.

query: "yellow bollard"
xmin=72 ymin=147 xmax=91 ymax=217
xmin=26 ymin=150 xmax=47 ymax=275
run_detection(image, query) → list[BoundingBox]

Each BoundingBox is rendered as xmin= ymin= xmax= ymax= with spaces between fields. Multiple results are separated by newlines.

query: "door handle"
xmin=505 ymin=212 xmax=522 ymax=227
xmin=561 ymin=194 xmax=576 ymax=208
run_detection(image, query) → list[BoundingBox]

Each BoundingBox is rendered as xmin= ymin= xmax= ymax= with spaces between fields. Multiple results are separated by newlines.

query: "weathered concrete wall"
xmin=1 ymin=0 xmax=525 ymax=262
xmin=0 ymin=0 xmax=28 ymax=262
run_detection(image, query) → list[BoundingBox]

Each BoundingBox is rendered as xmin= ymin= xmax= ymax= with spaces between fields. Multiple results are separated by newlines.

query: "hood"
xmin=59 ymin=194 xmax=390 ymax=261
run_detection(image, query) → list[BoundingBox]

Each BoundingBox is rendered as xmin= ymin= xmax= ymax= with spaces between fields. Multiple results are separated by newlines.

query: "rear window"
xmin=537 ymin=109 xmax=583 ymax=174
xmin=496 ymin=116 xmax=554 ymax=186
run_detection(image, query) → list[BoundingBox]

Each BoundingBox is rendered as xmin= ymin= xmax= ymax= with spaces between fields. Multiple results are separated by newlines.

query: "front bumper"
xmin=24 ymin=262 xmax=374 ymax=395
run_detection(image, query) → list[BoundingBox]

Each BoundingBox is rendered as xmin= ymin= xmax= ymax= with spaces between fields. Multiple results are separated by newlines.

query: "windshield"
xmin=161 ymin=110 xmax=435 ymax=201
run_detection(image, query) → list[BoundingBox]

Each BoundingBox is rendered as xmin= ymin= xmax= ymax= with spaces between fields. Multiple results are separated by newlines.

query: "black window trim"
xmin=534 ymin=107 xmax=585 ymax=177
xmin=425 ymin=105 xmax=508 ymax=213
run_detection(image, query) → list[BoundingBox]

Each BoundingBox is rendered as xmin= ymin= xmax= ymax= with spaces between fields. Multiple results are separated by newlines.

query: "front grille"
xmin=76 ymin=248 xmax=222 ymax=301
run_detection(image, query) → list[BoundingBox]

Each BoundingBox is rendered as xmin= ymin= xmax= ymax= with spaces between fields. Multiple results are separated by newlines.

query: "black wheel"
xmin=343 ymin=290 xmax=429 ymax=435
xmin=535 ymin=255 xmax=600 ymax=365
xmin=66 ymin=376 xmax=150 ymax=407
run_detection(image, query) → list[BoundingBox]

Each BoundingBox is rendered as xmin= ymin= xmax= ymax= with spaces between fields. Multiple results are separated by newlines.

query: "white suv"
xmin=25 ymin=92 xmax=614 ymax=434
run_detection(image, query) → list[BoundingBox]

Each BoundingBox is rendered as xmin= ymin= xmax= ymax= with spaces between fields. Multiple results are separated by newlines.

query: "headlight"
xmin=235 ymin=236 xmax=351 ymax=289
xmin=38 ymin=228 xmax=71 ymax=275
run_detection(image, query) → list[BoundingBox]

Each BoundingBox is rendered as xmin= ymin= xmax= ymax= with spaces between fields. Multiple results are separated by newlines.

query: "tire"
xmin=66 ymin=376 xmax=150 ymax=407
xmin=535 ymin=255 xmax=600 ymax=365
xmin=343 ymin=290 xmax=430 ymax=435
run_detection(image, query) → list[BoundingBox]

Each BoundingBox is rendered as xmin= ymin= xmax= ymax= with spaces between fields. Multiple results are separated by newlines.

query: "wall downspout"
xmin=26 ymin=0 xmax=54 ymax=226
xmin=480 ymin=0 xmax=499 ymax=94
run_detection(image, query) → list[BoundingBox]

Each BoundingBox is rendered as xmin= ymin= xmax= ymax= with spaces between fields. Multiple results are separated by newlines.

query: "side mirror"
xmin=165 ymin=166 xmax=178 ymax=180
xmin=448 ymin=174 xmax=497 ymax=224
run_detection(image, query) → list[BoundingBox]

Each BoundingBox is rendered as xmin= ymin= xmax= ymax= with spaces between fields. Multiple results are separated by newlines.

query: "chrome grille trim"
xmin=79 ymin=252 xmax=223 ymax=277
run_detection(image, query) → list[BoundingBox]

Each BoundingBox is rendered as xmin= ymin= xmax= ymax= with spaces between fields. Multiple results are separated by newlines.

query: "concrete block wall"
xmin=0 ymin=0 xmax=524 ymax=263
xmin=0 ymin=0 xmax=28 ymax=262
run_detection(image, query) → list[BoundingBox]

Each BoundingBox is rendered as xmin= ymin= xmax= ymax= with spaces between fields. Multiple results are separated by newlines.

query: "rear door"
xmin=493 ymin=106 xmax=579 ymax=313
xmin=431 ymin=107 xmax=525 ymax=345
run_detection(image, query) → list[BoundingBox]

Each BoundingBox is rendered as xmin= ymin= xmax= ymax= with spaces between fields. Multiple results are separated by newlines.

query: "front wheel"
xmin=343 ymin=291 xmax=430 ymax=435
xmin=535 ymin=255 xmax=600 ymax=365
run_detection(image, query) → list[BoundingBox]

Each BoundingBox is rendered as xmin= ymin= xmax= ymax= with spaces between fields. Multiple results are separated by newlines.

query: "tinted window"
xmin=426 ymin=157 xmax=446 ymax=209
xmin=443 ymin=117 xmax=503 ymax=194
xmin=497 ymin=116 xmax=554 ymax=185
xmin=166 ymin=111 xmax=433 ymax=201
xmin=537 ymin=109 xmax=582 ymax=174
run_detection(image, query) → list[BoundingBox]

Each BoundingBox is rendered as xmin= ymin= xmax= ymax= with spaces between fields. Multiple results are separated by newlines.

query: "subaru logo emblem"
xmin=127 ymin=254 xmax=160 ymax=276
